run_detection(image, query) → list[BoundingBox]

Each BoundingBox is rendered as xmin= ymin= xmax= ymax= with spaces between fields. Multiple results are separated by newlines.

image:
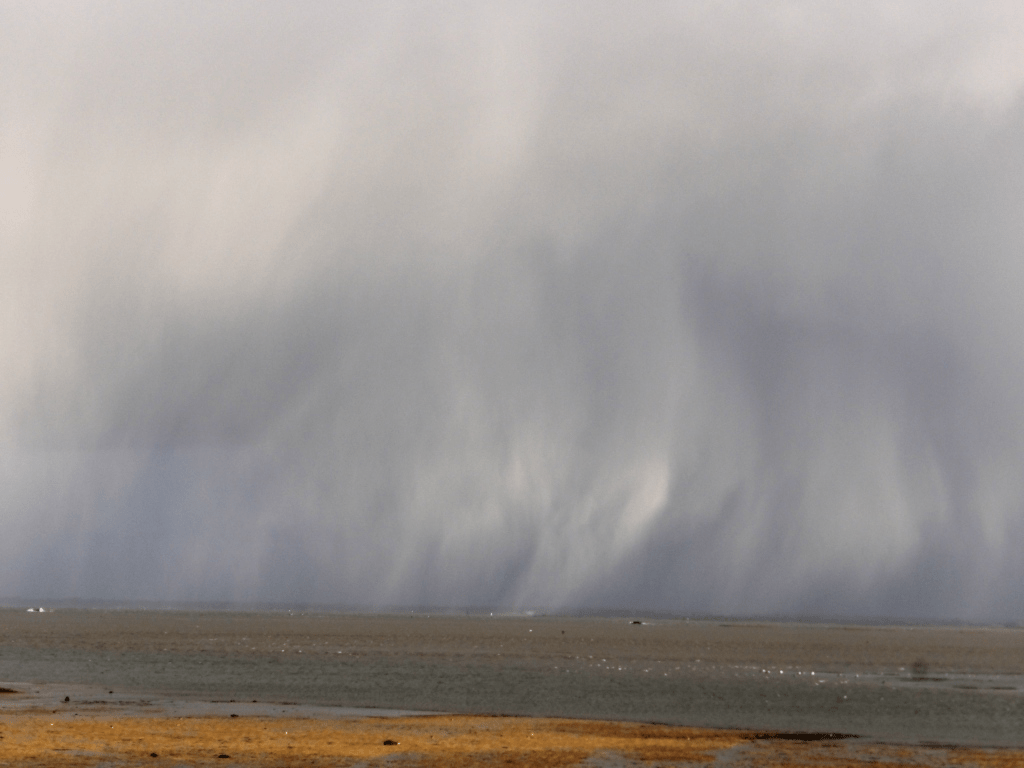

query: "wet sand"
xmin=2 ymin=609 xmax=1024 ymax=763
xmin=1 ymin=683 xmax=1023 ymax=767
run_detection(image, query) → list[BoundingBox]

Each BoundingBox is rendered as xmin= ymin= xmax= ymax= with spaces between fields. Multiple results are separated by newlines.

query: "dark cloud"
xmin=2 ymin=2 xmax=1024 ymax=620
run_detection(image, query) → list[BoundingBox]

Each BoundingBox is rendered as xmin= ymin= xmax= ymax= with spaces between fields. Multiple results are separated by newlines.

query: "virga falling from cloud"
xmin=3 ymin=1 xmax=1024 ymax=620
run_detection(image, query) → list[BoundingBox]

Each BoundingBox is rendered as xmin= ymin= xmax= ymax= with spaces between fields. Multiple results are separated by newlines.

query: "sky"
xmin=3 ymin=2 xmax=1024 ymax=620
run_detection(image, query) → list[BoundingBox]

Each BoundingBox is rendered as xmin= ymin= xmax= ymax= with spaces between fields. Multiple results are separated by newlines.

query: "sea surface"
xmin=1 ymin=608 xmax=1022 ymax=747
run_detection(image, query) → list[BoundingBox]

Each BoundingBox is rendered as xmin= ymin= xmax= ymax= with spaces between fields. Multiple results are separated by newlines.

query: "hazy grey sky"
xmin=3 ymin=2 xmax=1024 ymax=619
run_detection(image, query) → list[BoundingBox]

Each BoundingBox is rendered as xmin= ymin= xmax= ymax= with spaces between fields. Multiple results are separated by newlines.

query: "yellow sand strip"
xmin=0 ymin=712 xmax=1020 ymax=767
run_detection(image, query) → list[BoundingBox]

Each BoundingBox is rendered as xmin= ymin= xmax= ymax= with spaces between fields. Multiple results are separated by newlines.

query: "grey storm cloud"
xmin=3 ymin=1 xmax=1024 ymax=620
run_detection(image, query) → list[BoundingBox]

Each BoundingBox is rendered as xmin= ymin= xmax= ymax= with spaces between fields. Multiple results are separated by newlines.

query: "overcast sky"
xmin=3 ymin=2 xmax=1024 ymax=620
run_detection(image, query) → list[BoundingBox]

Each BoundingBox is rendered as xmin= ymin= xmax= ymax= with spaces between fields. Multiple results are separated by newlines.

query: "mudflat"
xmin=1 ymin=608 xmax=1023 ymax=761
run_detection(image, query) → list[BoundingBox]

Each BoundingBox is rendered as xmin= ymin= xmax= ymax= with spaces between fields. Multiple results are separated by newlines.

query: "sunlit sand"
xmin=1 ymin=685 xmax=1022 ymax=767
xmin=3 ymin=709 xmax=1023 ymax=767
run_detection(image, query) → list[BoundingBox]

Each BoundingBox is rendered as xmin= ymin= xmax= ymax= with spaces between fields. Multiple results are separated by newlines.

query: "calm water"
xmin=1 ymin=609 xmax=1022 ymax=747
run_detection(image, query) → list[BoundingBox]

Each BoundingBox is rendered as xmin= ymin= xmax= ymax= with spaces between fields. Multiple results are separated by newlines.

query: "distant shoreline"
xmin=4 ymin=599 xmax=1022 ymax=628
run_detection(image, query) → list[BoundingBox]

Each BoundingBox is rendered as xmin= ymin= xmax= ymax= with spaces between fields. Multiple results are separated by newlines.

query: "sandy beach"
xmin=1 ymin=683 xmax=1023 ymax=767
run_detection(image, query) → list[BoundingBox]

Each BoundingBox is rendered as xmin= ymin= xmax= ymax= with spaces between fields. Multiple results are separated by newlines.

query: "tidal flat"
xmin=1 ymin=609 xmax=1022 ymax=765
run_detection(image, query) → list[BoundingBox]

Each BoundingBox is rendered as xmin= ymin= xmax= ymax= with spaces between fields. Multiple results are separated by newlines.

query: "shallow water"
xmin=1 ymin=609 xmax=1022 ymax=747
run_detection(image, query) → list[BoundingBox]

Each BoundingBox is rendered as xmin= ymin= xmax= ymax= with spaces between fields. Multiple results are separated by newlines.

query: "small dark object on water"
xmin=64 ymin=696 xmax=70 ymax=702
xmin=383 ymin=739 xmax=399 ymax=745
xmin=150 ymin=753 xmax=158 ymax=758
xmin=109 ymin=691 xmax=114 ymax=694
xmin=217 ymin=754 xmax=230 ymax=758
xmin=0 ymin=688 xmax=18 ymax=694
xmin=631 ymin=620 xmax=642 ymax=625
xmin=230 ymin=713 xmax=238 ymax=717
